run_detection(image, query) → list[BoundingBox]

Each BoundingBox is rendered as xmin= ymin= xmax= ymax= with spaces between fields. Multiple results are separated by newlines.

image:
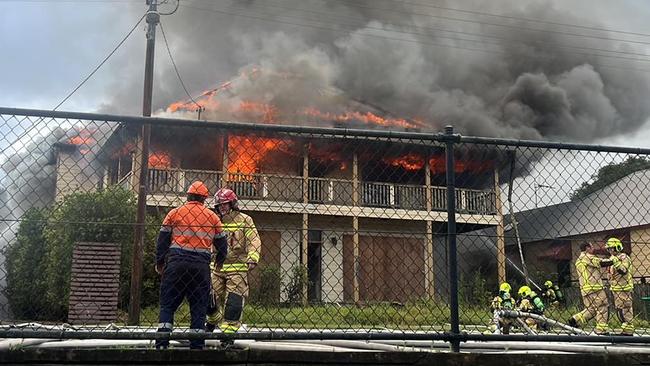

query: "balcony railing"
xmin=145 ymin=169 xmax=496 ymax=214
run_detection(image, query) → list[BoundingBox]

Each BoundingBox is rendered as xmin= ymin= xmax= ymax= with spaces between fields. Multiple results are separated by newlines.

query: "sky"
xmin=1 ymin=1 xmax=650 ymax=140
xmin=3 ymin=0 xmax=650 ymax=148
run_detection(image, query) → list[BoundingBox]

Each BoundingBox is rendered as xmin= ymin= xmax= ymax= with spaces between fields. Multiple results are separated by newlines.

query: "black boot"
xmin=205 ymin=322 xmax=216 ymax=333
xmin=567 ymin=317 xmax=578 ymax=328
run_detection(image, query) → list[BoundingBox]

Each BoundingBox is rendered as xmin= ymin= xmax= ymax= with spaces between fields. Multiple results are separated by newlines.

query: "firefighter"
xmin=542 ymin=280 xmax=562 ymax=307
xmin=606 ymin=237 xmax=634 ymax=336
xmin=491 ymin=282 xmax=514 ymax=334
xmin=517 ymin=285 xmax=545 ymax=330
xmin=206 ymin=188 xmax=261 ymax=341
xmin=568 ymin=241 xmax=614 ymax=335
xmin=155 ymin=181 xmax=228 ymax=350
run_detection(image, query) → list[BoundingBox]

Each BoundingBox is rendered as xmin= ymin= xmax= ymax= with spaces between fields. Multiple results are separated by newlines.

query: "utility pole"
xmin=128 ymin=0 xmax=159 ymax=326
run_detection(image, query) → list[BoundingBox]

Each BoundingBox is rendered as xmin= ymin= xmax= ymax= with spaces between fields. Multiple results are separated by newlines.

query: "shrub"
xmin=250 ymin=265 xmax=281 ymax=306
xmin=4 ymin=208 xmax=50 ymax=320
xmin=283 ymin=265 xmax=309 ymax=305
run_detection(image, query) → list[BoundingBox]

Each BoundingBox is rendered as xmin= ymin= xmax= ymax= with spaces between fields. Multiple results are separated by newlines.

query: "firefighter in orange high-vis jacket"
xmin=206 ymin=188 xmax=261 ymax=340
xmin=155 ymin=181 xmax=228 ymax=350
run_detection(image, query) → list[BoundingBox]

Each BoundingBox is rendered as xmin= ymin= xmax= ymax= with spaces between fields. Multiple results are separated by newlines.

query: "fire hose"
xmin=497 ymin=310 xmax=588 ymax=335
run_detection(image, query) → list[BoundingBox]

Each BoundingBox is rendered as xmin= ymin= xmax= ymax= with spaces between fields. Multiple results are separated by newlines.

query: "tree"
xmin=4 ymin=208 xmax=50 ymax=320
xmin=571 ymin=157 xmax=650 ymax=201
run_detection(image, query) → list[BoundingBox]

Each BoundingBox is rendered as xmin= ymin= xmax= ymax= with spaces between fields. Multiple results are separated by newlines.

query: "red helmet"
xmin=215 ymin=187 xmax=238 ymax=207
xmin=187 ymin=181 xmax=209 ymax=197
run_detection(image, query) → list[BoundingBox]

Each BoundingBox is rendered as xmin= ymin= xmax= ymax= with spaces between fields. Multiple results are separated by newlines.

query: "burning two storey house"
xmin=53 ymin=80 xmax=504 ymax=305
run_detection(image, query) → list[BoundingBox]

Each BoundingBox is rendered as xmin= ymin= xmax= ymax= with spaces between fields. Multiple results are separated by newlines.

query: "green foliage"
xmin=4 ymin=208 xmax=50 ymax=320
xmin=4 ymin=187 xmax=148 ymax=321
xmin=120 ymin=213 xmax=162 ymax=310
xmin=459 ymin=269 xmax=490 ymax=306
xmin=250 ymin=265 xmax=282 ymax=306
xmin=284 ymin=265 xmax=309 ymax=305
xmin=42 ymin=187 xmax=137 ymax=319
xmin=571 ymin=156 xmax=650 ymax=200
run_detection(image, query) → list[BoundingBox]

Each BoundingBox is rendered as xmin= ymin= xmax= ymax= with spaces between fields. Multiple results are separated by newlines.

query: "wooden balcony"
xmin=143 ymin=169 xmax=498 ymax=224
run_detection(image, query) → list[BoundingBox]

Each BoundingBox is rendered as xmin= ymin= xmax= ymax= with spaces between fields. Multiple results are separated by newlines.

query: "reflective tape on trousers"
xmin=221 ymin=263 xmax=249 ymax=272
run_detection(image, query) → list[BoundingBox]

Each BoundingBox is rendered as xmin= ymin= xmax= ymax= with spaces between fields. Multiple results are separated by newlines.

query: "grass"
xmin=134 ymin=300 xmax=647 ymax=333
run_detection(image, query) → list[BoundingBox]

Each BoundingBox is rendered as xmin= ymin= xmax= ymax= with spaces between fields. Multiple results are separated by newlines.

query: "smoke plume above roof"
xmin=94 ymin=0 xmax=649 ymax=141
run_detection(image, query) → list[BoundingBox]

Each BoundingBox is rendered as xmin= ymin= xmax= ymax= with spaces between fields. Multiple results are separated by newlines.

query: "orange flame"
xmin=68 ymin=129 xmax=96 ymax=154
xmin=149 ymin=152 xmax=172 ymax=169
xmin=236 ymin=101 xmax=278 ymax=123
xmin=227 ymin=135 xmax=291 ymax=174
xmin=384 ymin=153 xmax=493 ymax=174
xmin=301 ymin=107 xmax=422 ymax=129
xmin=383 ymin=153 xmax=425 ymax=171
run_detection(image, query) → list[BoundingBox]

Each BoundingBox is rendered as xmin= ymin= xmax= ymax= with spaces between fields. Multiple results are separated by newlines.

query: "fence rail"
xmin=3 ymin=106 xmax=650 ymax=348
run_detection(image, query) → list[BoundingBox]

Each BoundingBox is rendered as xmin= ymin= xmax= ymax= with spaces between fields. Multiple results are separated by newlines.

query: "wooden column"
xmin=424 ymin=156 xmax=435 ymax=298
xmin=352 ymin=152 xmax=360 ymax=304
xmin=129 ymin=137 xmax=143 ymax=193
xmin=494 ymin=168 xmax=507 ymax=284
xmin=221 ymin=134 xmax=229 ymax=187
xmin=301 ymin=143 xmax=309 ymax=305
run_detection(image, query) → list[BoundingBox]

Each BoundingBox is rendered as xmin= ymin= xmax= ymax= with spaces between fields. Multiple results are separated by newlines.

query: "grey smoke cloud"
xmin=107 ymin=0 xmax=650 ymax=142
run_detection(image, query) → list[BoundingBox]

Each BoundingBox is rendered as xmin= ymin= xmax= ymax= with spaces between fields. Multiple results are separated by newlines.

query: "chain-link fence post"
xmin=444 ymin=125 xmax=460 ymax=352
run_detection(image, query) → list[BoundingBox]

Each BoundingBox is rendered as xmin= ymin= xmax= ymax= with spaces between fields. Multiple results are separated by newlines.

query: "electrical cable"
xmin=179 ymin=3 xmax=650 ymax=73
xmin=312 ymin=0 xmax=650 ymax=47
xmin=326 ymin=0 xmax=650 ymax=39
xmin=229 ymin=0 xmax=650 ymax=62
xmin=0 ymin=12 xmax=146 ymax=160
xmin=54 ymin=12 xmax=146 ymax=111
xmin=159 ymin=18 xmax=202 ymax=113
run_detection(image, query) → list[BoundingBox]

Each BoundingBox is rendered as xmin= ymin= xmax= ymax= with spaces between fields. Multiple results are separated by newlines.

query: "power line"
xmin=178 ymin=3 xmax=650 ymax=74
xmin=159 ymin=19 xmax=202 ymax=113
xmin=339 ymin=0 xmax=650 ymax=39
xmin=0 ymin=12 xmax=146 ymax=160
xmin=54 ymin=12 xmax=146 ymax=111
xmin=299 ymin=0 xmax=650 ymax=48
xmin=229 ymin=0 xmax=650 ymax=62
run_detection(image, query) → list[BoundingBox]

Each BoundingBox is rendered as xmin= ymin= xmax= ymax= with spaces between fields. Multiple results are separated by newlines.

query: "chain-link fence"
xmin=1 ymin=107 xmax=650 ymax=347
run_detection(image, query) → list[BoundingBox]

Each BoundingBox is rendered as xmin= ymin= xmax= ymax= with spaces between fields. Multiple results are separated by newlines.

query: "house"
xmin=53 ymin=120 xmax=503 ymax=304
xmin=459 ymin=169 xmax=650 ymax=290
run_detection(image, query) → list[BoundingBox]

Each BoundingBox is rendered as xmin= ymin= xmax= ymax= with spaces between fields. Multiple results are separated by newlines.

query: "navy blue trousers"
xmin=156 ymin=258 xmax=210 ymax=349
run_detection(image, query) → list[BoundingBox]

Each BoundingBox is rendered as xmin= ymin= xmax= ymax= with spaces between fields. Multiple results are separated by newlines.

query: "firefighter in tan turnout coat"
xmin=206 ymin=188 xmax=261 ymax=336
xmin=568 ymin=241 xmax=614 ymax=335
xmin=606 ymin=237 xmax=635 ymax=336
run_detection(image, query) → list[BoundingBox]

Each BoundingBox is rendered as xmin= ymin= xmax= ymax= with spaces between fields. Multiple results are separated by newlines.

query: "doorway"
xmin=307 ymin=230 xmax=322 ymax=303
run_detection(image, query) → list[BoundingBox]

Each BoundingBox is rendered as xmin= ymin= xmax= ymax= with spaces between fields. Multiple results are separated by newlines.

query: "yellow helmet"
xmin=544 ymin=280 xmax=553 ymax=288
xmin=606 ymin=237 xmax=623 ymax=252
xmin=499 ymin=282 xmax=511 ymax=293
xmin=518 ymin=285 xmax=532 ymax=298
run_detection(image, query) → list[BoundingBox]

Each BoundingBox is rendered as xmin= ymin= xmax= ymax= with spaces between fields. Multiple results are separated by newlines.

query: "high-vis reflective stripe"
xmin=158 ymin=322 xmax=173 ymax=330
xmin=215 ymin=231 xmax=227 ymax=239
xmin=245 ymin=228 xmax=256 ymax=237
xmin=611 ymin=284 xmax=634 ymax=292
xmin=220 ymin=324 xmax=239 ymax=334
xmin=172 ymin=228 xmax=215 ymax=239
xmin=170 ymin=243 xmax=211 ymax=254
xmin=247 ymin=251 xmax=260 ymax=263
xmin=581 ymin=284 xmax=604 ymax=292
xmin=160 ymin=226 xmax=172 ymax=232
xmin=596 ymin=323 xmax=609 ymax=332
xmin=622 ymin=323 xmax=635 ymax=332
xmin=221 ymin=263 xmax=248 ymax=272
xmin=223 ymin=223 xmax=248 ymax=231
xmin=577 ymin=260 xmax=603 ymax=293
